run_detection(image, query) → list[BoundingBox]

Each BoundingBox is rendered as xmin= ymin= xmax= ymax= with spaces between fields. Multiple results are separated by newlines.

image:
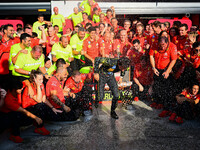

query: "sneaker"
xmin=9 ymin=135 xmax=23 ymax=143
xmin=150 ymin=102 xmax=157 ymax=108
xmin=169 ymin=113 xmax=177 ymax=122
xmin=111 ymin=110 xmax=119 ymax=119
xmin=159 ymin=110 xmax=171 ymax=117
xmin=176 ymin=116 xmax=183 ymax=124
xmin=134 ymin=97 xmax=139 ymax=101
xmin=34 ymin=127 xmax=50 ymax=135
xmin=156 ymin=104 xmax=164 ymax=109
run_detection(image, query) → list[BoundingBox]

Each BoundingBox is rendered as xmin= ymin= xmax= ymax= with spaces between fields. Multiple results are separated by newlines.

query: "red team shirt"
xmin=181 ymin=89 xmax=200 ymax=104
xmin=149 ymin=42 xmax=177 ymax=70
xmin=99 ymin=38 xmax=113 ymax=56
xmin=22 ymin=83 xmax=46 ymax=108
xmin=113 ymin=39 xmax=132 ymax=57
xmin=0 ymin=91 xmax=21 ymax=113
xmin=127 ymin=48 xmax=145 ymax=66
xmin=83 ymin=37 xmax=100 ymax=60
xmin=46 ymin=76 xmax=65 ymax=108
xmin=173 ymin=35 xmax=189 ymax=52
xmin=46 ymin=35 xmax=59 ymax=56
xmin=65 ymin=74 xmax=86 ymax=93
xmin=134 ymin=63 xmax=154 ymax=86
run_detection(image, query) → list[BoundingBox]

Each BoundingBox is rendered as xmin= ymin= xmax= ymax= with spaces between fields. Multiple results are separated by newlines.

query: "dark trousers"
xmin=98 ymin=73 xmax=119 ymax=111
xmin=132 ymin=83 xmax=150 ymax=100
xmin=152 ymin=69 xmax=175 ymax=110
xmin=174 ymin=101 xmax=195 ymax=120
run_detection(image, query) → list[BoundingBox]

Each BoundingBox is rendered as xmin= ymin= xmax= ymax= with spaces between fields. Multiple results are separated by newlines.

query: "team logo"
xmin=133 ymin=54 xmax=136 ymax=58
xmin=88 ymin=45 xmax=91 ymax=48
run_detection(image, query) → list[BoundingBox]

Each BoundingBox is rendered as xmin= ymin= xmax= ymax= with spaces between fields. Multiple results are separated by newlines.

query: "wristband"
xmin=28 ymin=72 xmax=31 ymax=75
xmin=152 ymin=67 xmax=155 ymax=70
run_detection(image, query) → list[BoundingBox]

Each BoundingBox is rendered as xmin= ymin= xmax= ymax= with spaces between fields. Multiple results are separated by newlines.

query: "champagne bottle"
xmin=80 ymin=54 xmax=85 ymax=65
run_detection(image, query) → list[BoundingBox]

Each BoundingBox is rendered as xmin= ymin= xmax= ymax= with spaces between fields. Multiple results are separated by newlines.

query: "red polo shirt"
xmin=134 ymin=63 xmax=154 ymax=85
xmin=99 ymin=38 xmax=113 ymax=56
xmin=46 ymin=76 xmax=65 ymax=108
xmin=113 ymin=25 xmax=123 ymax=35
xmin=22 ymin=83 xmax=45 ymax=108
xmin=0 ymin=91 xmax=21 ymax=113
xmin=65 ymin=74 xmax=86 ymax=93
xmin=173 ymin=35 xmax=189 ymax=52
xmin=132 ymin=34 xmax=145 ymax=49
xmin=191 ymin=55 xmax=200 ymax=69
xmin=113 ymin=39 xmax=132 ymax=57
xmin=46 ymin=34 xmax=59 ymax=56
xmin=127 ymin=48 xmax=145 ymax=66
xmin=149 ymin=42 xmax=177 ymax=70
xmin=0 ymin=37 xmax=20 ymax=75
xmin=83 ymin=37 xmax=100 ymax=60
xmin=149 ymin=33 xmax=159 ymax=50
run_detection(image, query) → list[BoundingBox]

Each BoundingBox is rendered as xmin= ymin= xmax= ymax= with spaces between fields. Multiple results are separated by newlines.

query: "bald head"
xmin=120 ymin=30 xmax=127 ymax=42
xmin=56 ymin=67 xmax=68 ymax=81
xmin=53 ymin=7 xmax=59 ymax=15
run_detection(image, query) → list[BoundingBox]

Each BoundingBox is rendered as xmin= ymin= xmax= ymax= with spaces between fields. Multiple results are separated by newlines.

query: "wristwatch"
xmin=152 ymin=67 xmax=155 ymax=70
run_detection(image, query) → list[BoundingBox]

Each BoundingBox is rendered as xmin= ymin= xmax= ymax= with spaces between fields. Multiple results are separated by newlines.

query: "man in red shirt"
xmin=0 ymin=24 xmax=20 ymax=90
xmin=149 ymin=36 xmax=177 ymax=112
xmin=105 ymin=7 xmax=115 ymax=24
xmin=174 ymin=24 xmax=189 ymax=53
xmin=99 ymin=32 xmax=113 ymax=57
xmin=113 ymin=30 xmax=132 ymax=57
xmin=81 ymin=12 xmax=95 ymax=28
xmin=111 ymin=18 xmax=123 ymax=36
xmin=24 ymin=26 xmax=46 ymax=48
xmin=64 ymin=70 xmax=92 ymax=114
xmin=127 ymin=39 xmax=145 ymax=80
xmin=150 ymin=21 xmax=162 ymax=50
xmin=46 ymin=67 xmax=80 ymax=121
xmin=132 ymin=24 xmax=146 ymax=49
xmin=83 ymin=27 xmax=100 ymax=66
xmin=46 ymin=26 xmax=59 ymax=57
xmin=132 ymin=56 xmax=153 ymax=101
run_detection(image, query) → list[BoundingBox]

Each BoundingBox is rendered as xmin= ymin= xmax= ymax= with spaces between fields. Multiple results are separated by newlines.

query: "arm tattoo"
xmin=51 ymin=95 xmax=65 ymax=108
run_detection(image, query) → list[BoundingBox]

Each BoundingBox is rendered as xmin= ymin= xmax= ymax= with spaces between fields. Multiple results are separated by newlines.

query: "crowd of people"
xmin=0 ymin=0 xmax=200 ymax=143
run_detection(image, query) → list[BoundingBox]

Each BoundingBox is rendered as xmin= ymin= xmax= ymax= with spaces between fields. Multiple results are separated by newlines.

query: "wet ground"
xmin=1 ymin=100 xmax=200 ymax=150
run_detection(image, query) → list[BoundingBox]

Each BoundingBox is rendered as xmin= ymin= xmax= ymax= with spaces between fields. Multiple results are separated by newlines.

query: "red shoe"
xmin=159 ymin=110 xmax=171 ymax=117
xmin=176 ymin=116 xmax=183 ymax=124
xmin=9 ymin=135 xmax=23 ymax=143
xmin=34 ymin=127 xmax=50 ymax=135
xmin=169 ymin=113 xmax=177 ymax=122
xmin=134 ymin=97 xmax=139 ymax=101
xmin=150 ymin=102 xmax=157 ymax=108
xmin=156 ymin=104 xmax=164 ymax=109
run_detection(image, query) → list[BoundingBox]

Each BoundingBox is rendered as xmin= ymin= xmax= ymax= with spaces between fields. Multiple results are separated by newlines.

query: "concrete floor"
xmin=1 ymin=100 xmax=200 ymax=150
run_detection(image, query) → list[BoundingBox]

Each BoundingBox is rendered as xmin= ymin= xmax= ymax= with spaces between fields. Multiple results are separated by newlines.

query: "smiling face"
xmin=192 ymin=85 xmax=199 ymax=95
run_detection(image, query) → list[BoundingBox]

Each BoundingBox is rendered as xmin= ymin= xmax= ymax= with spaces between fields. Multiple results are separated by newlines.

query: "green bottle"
xmin=80 ymin=54 xmax=85 ymax=65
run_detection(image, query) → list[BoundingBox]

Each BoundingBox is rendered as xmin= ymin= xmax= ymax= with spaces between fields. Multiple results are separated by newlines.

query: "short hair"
xmin=132 ymin=39 xmax=140 ymax=45
xmin=82 ymin=12 xmax=88 ymax=16
xmin=32 ymin=45 xmax=43 ymax=52
xmin=32 ymin=32 xmax=38 ymax=38
xmin=20 ymin=33 xmax=31 ymax=42
xmin=56 ymin=67 xmax=67 ymax=73
xmin=152 ymin=21 xmax=161 ymax=28
xmin=164 ymin=21 xmax=170 ymax=28
xmin=85 ymin=23 xmax=92 ymax=28
xmin=78 ymin=27 xmax=85 ymax=32
xmin=45 ymin=57 xmax=50 ymax=63
xmin=30 ymin=70 xmax=42 ymax=83
xmin=24 ymin=26 xmax=31 ymax=31
xmin=88 ymin=26 xmax=96 ymax=33
xmin=99 ymin=23 xmax=105 ymax=28
xmin=72 ymin=70 xmax=81 ymax=77
xmin=17 ymin=28 xmax=23 ymax=33
xmin=161 ymin=23 xmax=166 ymax=28
xmin=159 ymin=30 xmax=168 ymax=37
xmin=136 ymin=23 xmax=144 ymax=29
xmin=3 ymin=24 xmax=13 ymax=33
xmin=124 ymin=20 xmax=131 ymax=25
xmin=56 ymin=58 xmax=66 ymax=68
xmin=169 ymin=27 xmax=179 ymax=36
xmin=16 ymin=24 xmax=23 ymax=28
xmin=106 ymin=9 xmax=112 ymax=13
xmin=173 ymin=21 xmax=181 ymax=28
xmin=180 ymin=23 xmax=188 ymax=30
xmin=111 ymin=17 xmax=117 ymax=22
xmin=118 ymin=57 xmax=130 ymax=69
xmin=158 ymin=36 xmax=169 ymax=44
xmin=93 ymin=7 xmax=98 ymax=12
xmin=54 ymin=25 xmax=59 ymax=28
xmin=38 ymin=14 xmax=44 ymax=18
